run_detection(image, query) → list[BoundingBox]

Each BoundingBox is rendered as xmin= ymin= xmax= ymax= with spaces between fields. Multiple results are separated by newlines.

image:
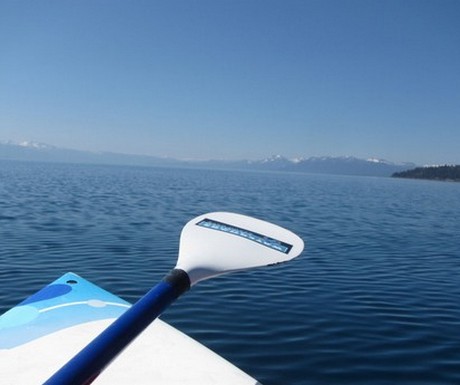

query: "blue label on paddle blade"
xmin=197 ymin=218 xmax=292 ymax=254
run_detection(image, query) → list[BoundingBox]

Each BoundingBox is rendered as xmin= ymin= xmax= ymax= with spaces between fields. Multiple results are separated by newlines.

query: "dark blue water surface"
xmin=1 ymin=160 xmax=460 ymax=385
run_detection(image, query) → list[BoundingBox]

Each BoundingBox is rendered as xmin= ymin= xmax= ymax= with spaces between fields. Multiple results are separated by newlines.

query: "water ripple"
xmin=1 ymin=162 xmax=460 ymax=384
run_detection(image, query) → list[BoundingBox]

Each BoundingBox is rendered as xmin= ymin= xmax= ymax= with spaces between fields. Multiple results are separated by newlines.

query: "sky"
xmin=1 ymin=1 xmax=459 ymax=165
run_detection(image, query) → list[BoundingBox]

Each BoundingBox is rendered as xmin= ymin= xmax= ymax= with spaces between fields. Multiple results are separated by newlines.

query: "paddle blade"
xmin=176 ymin=212 xmax=304 ymax=285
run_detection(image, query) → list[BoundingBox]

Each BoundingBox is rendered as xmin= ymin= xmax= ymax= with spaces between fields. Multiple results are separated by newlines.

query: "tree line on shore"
xmin=392 ymin=165 xmax=460 ymax=181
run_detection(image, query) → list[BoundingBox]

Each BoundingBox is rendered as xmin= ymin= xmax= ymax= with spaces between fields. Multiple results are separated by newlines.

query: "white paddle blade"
xmin=175 ymin=212 xmax=304 ymax=285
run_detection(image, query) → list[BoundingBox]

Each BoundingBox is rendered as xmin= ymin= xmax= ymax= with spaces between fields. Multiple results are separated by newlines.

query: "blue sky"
xmin=1 ymin=1 xmax=459 ymax=164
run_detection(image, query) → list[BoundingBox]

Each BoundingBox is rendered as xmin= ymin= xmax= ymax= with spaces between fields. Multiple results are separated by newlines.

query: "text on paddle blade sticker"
xmin=196 ymin=218 xmax=293 ymax=254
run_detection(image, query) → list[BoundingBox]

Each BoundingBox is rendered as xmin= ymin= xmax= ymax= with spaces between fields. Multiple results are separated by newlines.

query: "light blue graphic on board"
xmin=0 ymin=273 xmax=131 ymax=349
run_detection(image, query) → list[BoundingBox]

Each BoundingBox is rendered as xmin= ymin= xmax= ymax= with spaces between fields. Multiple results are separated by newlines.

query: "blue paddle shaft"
xmin=43 ymin=269 xmax=190 ymax=385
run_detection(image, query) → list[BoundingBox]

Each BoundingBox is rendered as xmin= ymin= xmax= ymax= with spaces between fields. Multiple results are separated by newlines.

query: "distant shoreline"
xmin=0 ymin=141 xmax=417 ymax=178
xmin=392 ymin=165 xmax=460 ymax=182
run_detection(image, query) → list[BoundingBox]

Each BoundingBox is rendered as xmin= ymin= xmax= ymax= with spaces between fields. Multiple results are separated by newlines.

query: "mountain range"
xmin=0 ymin=140 xmax=416 ymax=177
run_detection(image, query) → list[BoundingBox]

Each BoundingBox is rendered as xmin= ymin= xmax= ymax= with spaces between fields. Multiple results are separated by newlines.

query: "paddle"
xmin=44 ymin=212 xmax=304 ymax=385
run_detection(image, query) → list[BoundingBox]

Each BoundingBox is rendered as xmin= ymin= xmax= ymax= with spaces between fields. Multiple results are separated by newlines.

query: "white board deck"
xmin=0 ymin=273 xmax=261 ymax=385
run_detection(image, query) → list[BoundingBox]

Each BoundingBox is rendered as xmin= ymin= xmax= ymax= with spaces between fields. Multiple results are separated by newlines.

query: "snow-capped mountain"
xmin=0 ymin=140 xmax=181 ymax=167
xmin=18 ymin=140 xmax=56 ymax=150
xmin=0 ymin=140 xmax=416 ymax=177
xmin=1 ymin=140 xmax=55 ymax=150
xmin=245 ymin=155 xmax=414 ymax=176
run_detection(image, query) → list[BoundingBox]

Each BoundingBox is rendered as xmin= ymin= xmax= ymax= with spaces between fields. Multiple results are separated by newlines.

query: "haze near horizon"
xmin=1 ymin=1 xmax=459 ymax=165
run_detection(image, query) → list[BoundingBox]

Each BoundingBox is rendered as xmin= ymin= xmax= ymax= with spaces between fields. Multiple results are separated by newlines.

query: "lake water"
xmin=1 ymin=160 xmax=460 ymax=385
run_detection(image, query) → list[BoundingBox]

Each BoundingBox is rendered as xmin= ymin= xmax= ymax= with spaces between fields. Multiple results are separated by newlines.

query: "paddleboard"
xmin=0 ymin=272 xmax=261 ymax=384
